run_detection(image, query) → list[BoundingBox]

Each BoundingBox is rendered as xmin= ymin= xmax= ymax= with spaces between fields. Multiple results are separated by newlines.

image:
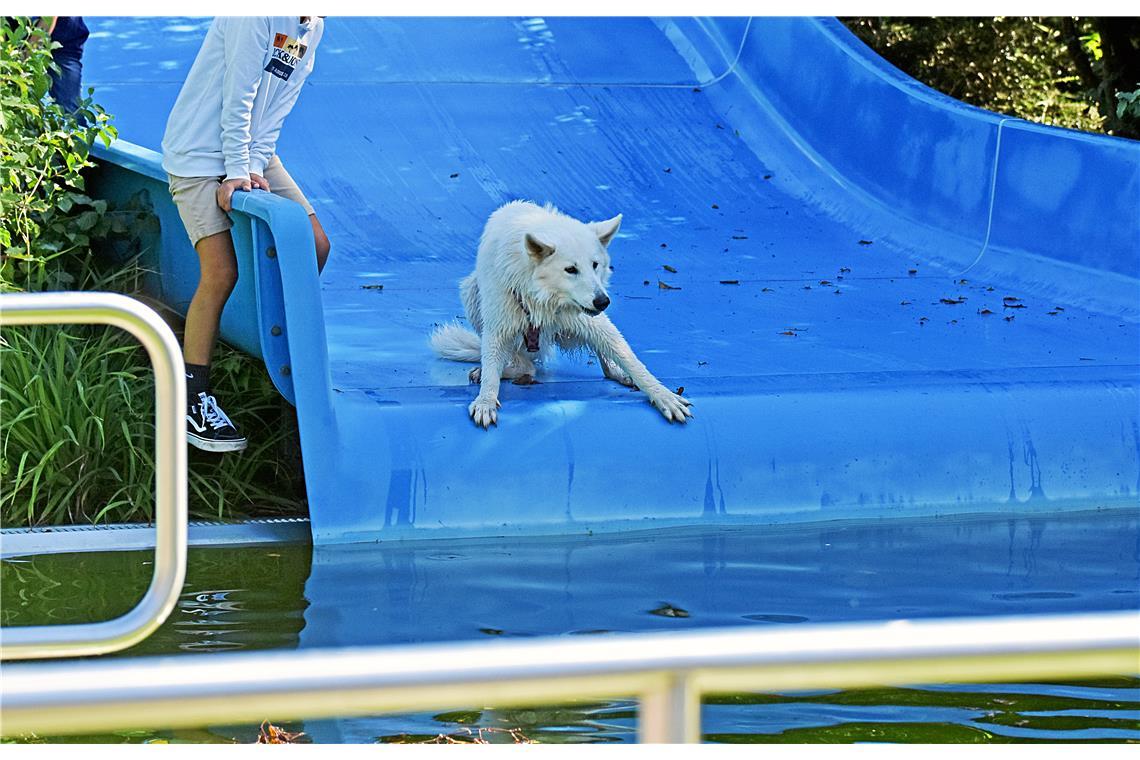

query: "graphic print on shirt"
xmin=265 ymin=33 xmax=308 ymax=81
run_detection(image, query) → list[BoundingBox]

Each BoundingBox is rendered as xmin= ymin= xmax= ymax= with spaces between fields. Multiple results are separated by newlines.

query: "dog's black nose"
xmin=592 ymin=294 xmax=610 ymax=312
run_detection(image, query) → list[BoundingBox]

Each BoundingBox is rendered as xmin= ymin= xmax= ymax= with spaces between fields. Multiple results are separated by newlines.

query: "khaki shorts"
xmin=167 ymin=155 xmax=315 ymax=247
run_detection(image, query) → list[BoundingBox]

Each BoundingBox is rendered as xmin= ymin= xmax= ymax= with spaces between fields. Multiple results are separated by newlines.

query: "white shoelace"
xmin=197 ymin=392 xmax=235 ymax=431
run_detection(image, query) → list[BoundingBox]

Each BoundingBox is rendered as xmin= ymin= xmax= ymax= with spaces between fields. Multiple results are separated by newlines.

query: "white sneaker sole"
xmin=187 ymin=431 xmax=248 ymax=453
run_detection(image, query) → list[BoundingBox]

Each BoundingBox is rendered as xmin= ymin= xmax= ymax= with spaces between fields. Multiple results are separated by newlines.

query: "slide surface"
xmin=83 ymin=17 xmax=1140 ymax=543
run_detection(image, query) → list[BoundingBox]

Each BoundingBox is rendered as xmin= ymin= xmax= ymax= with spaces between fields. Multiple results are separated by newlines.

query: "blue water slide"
xmin=83 ymin=17 xmax=1140 ymax=544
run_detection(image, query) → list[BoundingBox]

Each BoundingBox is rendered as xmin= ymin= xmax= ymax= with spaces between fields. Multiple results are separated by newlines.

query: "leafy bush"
xmin=1 ymin=19 xmax=117 ymax=291
xmin=843 ymin=17 xmax=1139 ymax=138
xmin=1117 ymin=88 xmax=1140 ymax=121
xmin=1 ymin=17 xmax=305 ymax=526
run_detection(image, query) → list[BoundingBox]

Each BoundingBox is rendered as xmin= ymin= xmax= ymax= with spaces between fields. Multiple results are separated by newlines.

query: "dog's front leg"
xmin=581 ymin=316 xmax=693 ymax=424
xmin=470 ymin=332 xmax=510 ymax=428
xmin=599 ymin=355 xmax=635 ymax=387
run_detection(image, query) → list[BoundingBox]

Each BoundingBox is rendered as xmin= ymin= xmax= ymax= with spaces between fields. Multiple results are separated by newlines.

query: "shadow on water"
xmin=2 ymin=509 xmax=1137 ymax=743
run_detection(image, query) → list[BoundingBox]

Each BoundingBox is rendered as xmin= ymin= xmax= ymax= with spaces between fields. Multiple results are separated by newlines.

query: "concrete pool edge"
xmin=0 ymin=517 xmax=313 ymax=558
xmin=3 ymin=504 xmax=1135 ymax=559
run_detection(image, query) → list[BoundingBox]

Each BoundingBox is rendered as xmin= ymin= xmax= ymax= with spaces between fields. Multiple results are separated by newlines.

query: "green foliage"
xmin=0 ymin=17 xmax=306 ymax=526
xmin=0 ymin=227 xmax=306 ymax=526
xmin=2 ymin=314 xmax=306 ymax=526
xmin=1116 ymin=88 xmax=1140 ymax=120
xmin=1 ymin=253 xmax=307 ymax=526
xmin=843 ymin=17 xmax=1135 ymax=137
xmin=1 ymin=18 xmax=118 ymax=291
xmin=1080 ymin=31 xmax=1103 ymax=62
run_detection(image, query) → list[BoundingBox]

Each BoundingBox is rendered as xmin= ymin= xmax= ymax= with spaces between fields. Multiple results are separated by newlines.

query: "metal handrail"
xmin=0 ymin=291 xmax=188 ymax=660
xmin=2 ymin=610 xmax=1136 ymax=742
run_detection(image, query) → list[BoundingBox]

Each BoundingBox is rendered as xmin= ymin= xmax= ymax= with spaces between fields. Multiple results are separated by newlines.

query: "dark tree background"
xmin=843 ymin=17 xmax=1140 ymax=139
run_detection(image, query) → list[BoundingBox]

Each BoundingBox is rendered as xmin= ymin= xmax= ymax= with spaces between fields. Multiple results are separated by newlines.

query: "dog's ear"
xmin=525 ymin=233 xmax=555 ymax=260
xmin=592 ymin=214 xmax=622 ymax=247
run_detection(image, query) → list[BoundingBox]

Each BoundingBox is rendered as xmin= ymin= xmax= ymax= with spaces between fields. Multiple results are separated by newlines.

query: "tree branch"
xmin=1060 ymin=17 xmax=1099 ymax=92
xmin=1095 ymin=17 xmax=1140 ymax=92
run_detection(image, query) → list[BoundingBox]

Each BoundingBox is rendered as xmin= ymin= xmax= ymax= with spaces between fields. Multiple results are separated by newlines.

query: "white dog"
xmin=430 ymin=201 xmax=693 ymax=428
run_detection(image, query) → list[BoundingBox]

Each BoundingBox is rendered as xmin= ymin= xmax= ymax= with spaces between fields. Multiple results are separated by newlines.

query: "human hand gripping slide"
xmin=215 ymin=174 xmax=270 ymax=212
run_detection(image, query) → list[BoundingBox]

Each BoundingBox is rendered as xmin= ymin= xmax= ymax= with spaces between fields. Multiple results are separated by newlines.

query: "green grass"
xmin=1 ymin=254 xmax=308 ymax=527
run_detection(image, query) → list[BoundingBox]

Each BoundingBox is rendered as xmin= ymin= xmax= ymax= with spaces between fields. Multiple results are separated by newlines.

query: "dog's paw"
xmin=650 ymin=389 xmax=694 ymax=424
xmin=469 ymin=396 xmax=501 ymax=428
xmin=468 ymin=366 xmax=482 ymax=384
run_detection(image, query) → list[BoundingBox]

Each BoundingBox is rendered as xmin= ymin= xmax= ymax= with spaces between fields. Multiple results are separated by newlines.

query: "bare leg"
xmin=183 ymin=230 xmax=239 ymax=366
xmin=309 ymin=213 xmax=330 ymax=273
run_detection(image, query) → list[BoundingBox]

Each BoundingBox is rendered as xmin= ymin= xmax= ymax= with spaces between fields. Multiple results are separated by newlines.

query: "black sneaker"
xmin=186 ymin=392 xmax=248 ymax=452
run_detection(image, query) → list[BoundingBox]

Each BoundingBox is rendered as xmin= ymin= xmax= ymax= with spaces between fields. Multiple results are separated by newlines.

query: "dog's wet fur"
xmin=430 ymin=201 xmax=693 ymax=428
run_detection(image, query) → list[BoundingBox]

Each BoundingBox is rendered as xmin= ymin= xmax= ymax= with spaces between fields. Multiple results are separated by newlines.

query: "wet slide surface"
xmin=83 ymin=17 xmax=1140 ymax=542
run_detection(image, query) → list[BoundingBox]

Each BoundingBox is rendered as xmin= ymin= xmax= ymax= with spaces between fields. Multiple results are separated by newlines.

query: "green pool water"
xmin=2 ymin=511 xmax=1138 ymax=743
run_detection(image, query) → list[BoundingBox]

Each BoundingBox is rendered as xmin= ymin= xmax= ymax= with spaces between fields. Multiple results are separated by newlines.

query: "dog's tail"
xmin=430 ymin=322 xmax=481 ymax=362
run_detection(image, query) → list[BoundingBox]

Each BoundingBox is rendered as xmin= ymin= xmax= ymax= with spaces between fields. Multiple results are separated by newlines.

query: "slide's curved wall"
xmin=706 ymin=19 xmax=1139 ymax=313
xmin=85 ymin=18 xmax=1139 ymax=543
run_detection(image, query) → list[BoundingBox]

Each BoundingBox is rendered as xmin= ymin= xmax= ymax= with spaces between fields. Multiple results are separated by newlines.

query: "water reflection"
xmin=299 ymin=510 xmax=1138 ymax=649
xmin=0 ymin=546 xmax=312 ymax=656
xmin=2 ymin=510 xmax=1137 ymax=743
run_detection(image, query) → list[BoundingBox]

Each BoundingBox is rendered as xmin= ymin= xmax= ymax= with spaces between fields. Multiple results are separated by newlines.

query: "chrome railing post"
xmin=0 ymin=291 xmax=187 ymax=660
xmin=639 ymin=674 xmax=700 ymax=743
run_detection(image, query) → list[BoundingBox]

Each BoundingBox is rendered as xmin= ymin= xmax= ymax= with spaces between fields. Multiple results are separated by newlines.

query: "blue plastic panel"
xmin=89 ymin=151 xmax=296 ymax=401
xmin=82 ymin=17 xmax=1140 ymax=544
xmin=723 ymin=18 xmax=1002 ymax=251
xmin=988 ymin=121 xmax=1140 ymax=276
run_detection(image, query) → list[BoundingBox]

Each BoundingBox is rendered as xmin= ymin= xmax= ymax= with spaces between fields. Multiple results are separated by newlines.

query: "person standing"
xmin=161 ymin=17 xmax=330 ymax=452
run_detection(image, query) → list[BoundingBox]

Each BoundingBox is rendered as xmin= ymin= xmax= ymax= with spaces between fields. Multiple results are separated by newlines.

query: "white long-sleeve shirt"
xmin=161 ymin=16 xmax=323 ymax=180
